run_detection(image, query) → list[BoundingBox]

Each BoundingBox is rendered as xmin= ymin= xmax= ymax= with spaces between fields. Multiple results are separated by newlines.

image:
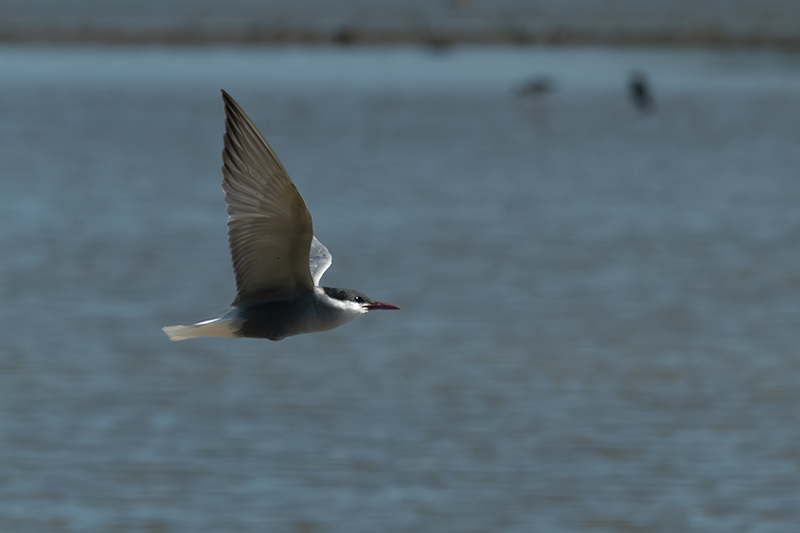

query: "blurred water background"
xmin=2 ymin=2 xmax=800 ymax=533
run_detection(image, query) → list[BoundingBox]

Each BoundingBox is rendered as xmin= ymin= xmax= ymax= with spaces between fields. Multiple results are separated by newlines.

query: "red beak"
xmin=367 ymin=301 xmax=401 ymax=310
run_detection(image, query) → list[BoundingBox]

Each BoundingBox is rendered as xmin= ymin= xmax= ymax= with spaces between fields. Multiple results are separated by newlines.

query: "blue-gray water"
xmin=2 ymin=45 xmax=800 ymax=532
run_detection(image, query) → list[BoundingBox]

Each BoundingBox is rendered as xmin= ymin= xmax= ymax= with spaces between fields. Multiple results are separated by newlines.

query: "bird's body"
xmin=628 ymin=71 xmax=655 ymax=113
xmin=163 ymin=91 xmax=398 ymax=342
xmin=163 ymin=286 xmax=376 ymax=341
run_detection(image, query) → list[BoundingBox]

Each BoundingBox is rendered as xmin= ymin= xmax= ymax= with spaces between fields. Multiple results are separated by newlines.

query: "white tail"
xmin=162 ymin=318 xmax=238 ymax=341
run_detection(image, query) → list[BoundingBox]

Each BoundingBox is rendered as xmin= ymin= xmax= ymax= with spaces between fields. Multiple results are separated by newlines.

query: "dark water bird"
xmin=628 ymin=70 xmax=655 ymax=113
xmin=163 ymin=91 xmax=400 ymax=341
xmin=515 ymin=76 xmax=555 ymax=98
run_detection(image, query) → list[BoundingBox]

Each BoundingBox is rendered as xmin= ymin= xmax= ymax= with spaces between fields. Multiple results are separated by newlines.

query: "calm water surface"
xmin=1 ymin=46 xmax=800 ymax=532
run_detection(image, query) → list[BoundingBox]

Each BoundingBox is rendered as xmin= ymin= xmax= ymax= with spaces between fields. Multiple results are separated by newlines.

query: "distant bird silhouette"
xmin=516 ymin=76 xmax=555 ymax=98
xmin=628 ymin=71 xmax=655 ymax=113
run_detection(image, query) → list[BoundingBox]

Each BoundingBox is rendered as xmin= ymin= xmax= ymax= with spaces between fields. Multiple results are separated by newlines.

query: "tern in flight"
xmin=163 ymin=91 xmax=399 ymax=341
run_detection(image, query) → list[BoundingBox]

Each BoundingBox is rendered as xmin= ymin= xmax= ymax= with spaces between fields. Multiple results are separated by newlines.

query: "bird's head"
xmin=322 ymin=287 xmax=401 ymax=313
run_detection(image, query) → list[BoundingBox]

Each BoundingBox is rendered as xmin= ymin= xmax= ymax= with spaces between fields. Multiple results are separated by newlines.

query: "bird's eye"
xmin=354 ymin=296 xmax=365 ymax=303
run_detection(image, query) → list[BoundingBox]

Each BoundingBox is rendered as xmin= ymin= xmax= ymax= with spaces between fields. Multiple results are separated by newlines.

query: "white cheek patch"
xmin=327 ymin=297 xmax=367 ymax=317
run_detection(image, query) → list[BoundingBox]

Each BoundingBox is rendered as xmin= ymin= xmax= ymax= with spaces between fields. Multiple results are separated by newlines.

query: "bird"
xmin=515 ymin=76 xmax=555 ymax=98
xmin=163 ymin=90 xmax=399 ymax=342
xmin=628 ymin=71 xmax=655 ymax=114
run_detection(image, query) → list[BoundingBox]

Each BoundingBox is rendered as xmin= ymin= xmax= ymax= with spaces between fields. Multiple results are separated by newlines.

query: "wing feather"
xmin=221 ymin=90 xmax=314 ymax=305
xmin=309 ymin=236 xmax=332 ymax=286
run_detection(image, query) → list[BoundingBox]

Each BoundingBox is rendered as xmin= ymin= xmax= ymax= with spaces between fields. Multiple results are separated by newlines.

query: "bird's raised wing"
xmin=309 ymin=236 xmax=332 ymax=286
xmin=221 ymin=90 xmax=314 ymax=305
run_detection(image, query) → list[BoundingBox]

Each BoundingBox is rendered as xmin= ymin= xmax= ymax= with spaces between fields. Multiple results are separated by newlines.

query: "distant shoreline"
xmin=1 ymin=26 xmax=800 ymax=49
